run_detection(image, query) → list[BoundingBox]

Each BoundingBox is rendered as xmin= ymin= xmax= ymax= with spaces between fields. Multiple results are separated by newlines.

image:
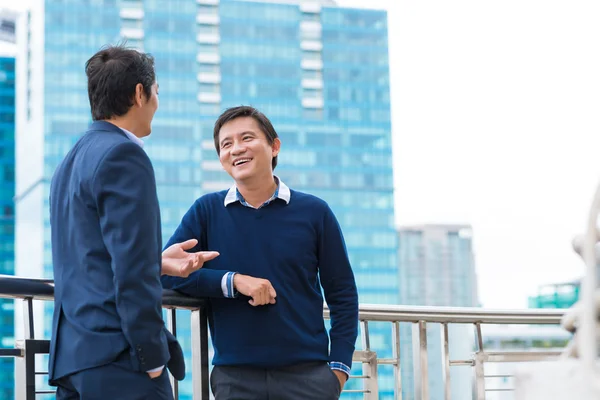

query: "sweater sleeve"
xmin=161 ymin=199 xmax=230 ymax=298
xmin=317 ymin=204 xmax=359 ymax=369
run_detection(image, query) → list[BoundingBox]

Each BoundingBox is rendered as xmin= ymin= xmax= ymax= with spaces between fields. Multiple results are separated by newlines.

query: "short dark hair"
xmin=85 ymin=44 xmax=156 ymax=121
xmin=213 ymin=106 xmax=279 ymax=170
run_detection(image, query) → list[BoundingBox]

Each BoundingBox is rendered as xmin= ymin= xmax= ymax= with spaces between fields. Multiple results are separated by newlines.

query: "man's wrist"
xmin=220 ymin=272 xmax=238 ymax=298
xmin=330 ymin=361 xmax=351 ymax=379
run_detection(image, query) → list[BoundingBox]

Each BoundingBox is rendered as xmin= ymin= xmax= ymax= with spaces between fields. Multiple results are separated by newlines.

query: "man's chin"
xmin=231 ymin=170 xmax=254 ymax=183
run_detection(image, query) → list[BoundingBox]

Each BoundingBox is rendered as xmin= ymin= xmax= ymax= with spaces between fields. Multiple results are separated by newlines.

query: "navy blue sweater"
xmin=161 ymin=189 xmax=359 ymax=368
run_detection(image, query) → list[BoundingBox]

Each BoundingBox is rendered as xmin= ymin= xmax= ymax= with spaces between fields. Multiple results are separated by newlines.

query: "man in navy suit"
xmin=48 ymin=45 xmax=218 ymax=399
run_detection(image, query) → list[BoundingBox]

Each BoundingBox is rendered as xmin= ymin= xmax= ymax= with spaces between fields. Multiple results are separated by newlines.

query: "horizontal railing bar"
xmin=0 ymin=348 xmax=22 ymax=357
xmin=35 ymin=391 xmax=56 ymax=394
xmin=325 ymin=304 xmax=565 ymax=324
xmin=0 ymin=275 xmax=207 ymax=310
xmin=449 ymin=360 xmax=475 ymax=366
xmin=483 ymin=352 xmax=561 ymax=363
xmin=375 ymin=358 xmax=397 ymax=365
xmin=349 ymin=375 xmax=369 ymax=379
xmin=485 ymin=374 xmax=513 ymax=378
xmin=35 ymin=372 xmax=48 ymax=375
xmin=0 ymin=276 xmax=566 ymax=324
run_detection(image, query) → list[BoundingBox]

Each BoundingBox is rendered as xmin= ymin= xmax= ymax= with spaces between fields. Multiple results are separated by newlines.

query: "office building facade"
xmin=0 ymin=53 xmax=15 ymax=400
xmin=398 ymin=225 xmax=479 ymax=400
xmin=16 ymin=0 xmax=395 ymax=398
xmin=0 ymin=9 xmax=17 ymax=397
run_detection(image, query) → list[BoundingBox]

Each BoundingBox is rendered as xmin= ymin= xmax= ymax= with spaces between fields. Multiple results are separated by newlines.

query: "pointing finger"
xmin=178 ymin=239 xmax=198 ymax=251
xmin=200 ymin=251 xmax=220 ymax=262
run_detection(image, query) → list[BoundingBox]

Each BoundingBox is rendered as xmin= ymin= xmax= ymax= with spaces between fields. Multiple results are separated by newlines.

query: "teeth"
xmin=234 ymin=159 xmax=251 ymax=166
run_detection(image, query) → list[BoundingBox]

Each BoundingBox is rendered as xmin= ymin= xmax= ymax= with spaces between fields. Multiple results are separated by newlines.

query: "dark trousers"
xmin=211 ymin=362 xmax=341 ymax=400
xmin=54 ymin=356 xmax=173 ymax=400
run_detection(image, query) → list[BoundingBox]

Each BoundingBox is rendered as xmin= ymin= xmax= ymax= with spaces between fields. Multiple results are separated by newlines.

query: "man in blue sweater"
xmin=161 ymin=106 xmax=359 ymax=399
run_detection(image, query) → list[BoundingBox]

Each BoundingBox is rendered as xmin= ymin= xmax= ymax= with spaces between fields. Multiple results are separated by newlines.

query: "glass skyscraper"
xmin=398 ymin=225 xmax=479 ymax=400
xmin=0 ymin=54 xmax=15 ymax=400
xmin=16 ymin=1 xmax=396 ymax=398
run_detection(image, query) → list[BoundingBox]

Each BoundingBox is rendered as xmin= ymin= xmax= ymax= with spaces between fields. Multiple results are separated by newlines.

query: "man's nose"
xmin=231 ymin=141 xmax=246 ymax=155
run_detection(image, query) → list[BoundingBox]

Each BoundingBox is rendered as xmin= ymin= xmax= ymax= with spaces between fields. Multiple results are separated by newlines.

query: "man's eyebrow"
xmin=220 ymin=131 xmax=256 ymax=145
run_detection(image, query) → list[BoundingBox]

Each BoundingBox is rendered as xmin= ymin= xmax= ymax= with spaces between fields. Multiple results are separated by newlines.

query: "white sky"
xmin=3 ymin=0 xmax=600 ymax=308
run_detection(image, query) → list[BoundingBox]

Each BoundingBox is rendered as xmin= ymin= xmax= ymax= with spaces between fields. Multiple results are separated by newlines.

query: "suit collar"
xmin=89 ymin=120 xmax=126 ymax=134
xmin=88 ymin=121 xmax=144 ymax=147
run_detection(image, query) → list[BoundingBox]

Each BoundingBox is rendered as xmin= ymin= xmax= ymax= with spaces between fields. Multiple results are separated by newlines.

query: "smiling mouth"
xmin=233 ymin=158 xmax=252 ymax=167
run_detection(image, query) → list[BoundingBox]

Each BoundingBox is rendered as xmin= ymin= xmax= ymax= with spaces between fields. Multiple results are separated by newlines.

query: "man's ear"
xmin=272 ymin=138 xmax=281 ymax=157
xmin=133 ymin=83 xmax=145 ymax=107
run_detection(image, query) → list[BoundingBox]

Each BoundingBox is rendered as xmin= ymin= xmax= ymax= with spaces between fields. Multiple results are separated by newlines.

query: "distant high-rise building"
xmin=0 ymin=51 xmax=16 ymax=400
xmin=0 ymin=9 xmax=16 ymax=44
xmin=528 ymin=281 xmax=580 ymax=309
xmin=398 ymin=224 xmax=479 ymax=400
xmin=16 ymin=0 xmax=395 ymax=398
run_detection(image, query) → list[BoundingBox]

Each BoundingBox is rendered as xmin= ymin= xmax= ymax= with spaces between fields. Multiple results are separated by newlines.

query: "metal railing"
xmin=0 ymin=275 xmax=568 ymax=399
xmin=0 ymin=275 xmax=210 ymax=400
xmin=328 ymin=304 xmax=567 ymax=399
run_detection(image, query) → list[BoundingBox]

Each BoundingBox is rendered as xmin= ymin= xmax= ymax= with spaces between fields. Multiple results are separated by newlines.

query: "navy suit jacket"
xmin=48 ymin=121 xmax=175 ymax=382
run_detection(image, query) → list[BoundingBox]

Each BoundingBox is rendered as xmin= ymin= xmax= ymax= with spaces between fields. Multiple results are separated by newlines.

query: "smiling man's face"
xmin=218 ymin=116 xmax=280 ymax=183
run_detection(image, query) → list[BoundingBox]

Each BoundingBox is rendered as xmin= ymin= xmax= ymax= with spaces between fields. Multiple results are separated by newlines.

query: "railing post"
xmin=14 ymin=339 xmax=51 ymax=400
xmin=23 ymin=297 xmax=34 ymax=340
xmin=14 ymin=340 xmax=28 ymax=400
xmin=16 ymin=297 xmax=36 ymax=400
xmin=392 ymin=322 xmax=403 ymax=400
xmin=441 ymin=323 xmax=451 ymax=400
xmin=191 ymin=308 xmax=209 ymax=400
xmin=360 ymin=320 xmax=372 ymax=400
xmin=167 ymin=308 xmax=179 ymax=400
xmin=412 ymin=321 xmax=429 ymax=400
xmin=472 ymin=323 xmax=486 ymax=400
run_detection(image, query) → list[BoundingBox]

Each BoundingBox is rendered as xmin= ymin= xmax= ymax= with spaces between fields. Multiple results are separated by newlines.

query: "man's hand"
xmin=233 ymin=274 xmax=277 ymax=306
xmin=147 ymin=368 xmax=163 ymax=379
xmin=332 ymin=370 xmax=347 ymax=391
xmin=161 ymin=239 xmax=219 ymax=278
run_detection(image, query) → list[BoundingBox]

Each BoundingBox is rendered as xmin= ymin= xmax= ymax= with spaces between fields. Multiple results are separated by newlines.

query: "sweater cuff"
xmin=330 ymin=361 xmax=351 ymax=378
xmin=220 ymin=272 xmax=237 ymax=298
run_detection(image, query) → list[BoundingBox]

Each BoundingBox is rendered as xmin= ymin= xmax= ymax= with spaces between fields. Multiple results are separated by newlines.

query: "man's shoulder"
xmin=289 ymin=189 xmax=326 ymax=204
xmin=289 ymin=189 xmax=329 ymax=210
xmin=69 ymin=125 xmax=132 ymax=163
xmin=191 ymin=190 xmax=229 ymax=210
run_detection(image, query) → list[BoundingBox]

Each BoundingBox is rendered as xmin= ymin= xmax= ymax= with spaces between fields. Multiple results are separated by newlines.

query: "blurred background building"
xmin=13 ymin=0 xmax=395 ymax=398
xmin=398 ymin=224 xmax=479 ymax=399
xmin=528 ymin=280 xmax=580 ymax=310
xmin=0 ymin=7 xmax=16 ymax=399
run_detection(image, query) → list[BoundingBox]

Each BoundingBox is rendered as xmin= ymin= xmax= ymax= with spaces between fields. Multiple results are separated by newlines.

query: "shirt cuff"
xmin=146 ymin=365 xmax=164 ymax=373
xmin=220 ymin=272 xmax=237 ymax=298
xmin=329 ymin=361 xmax=351 ymax=378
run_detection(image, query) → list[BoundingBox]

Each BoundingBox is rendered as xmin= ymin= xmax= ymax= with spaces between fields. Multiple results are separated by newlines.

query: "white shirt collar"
xmin=224 ymin=176 xmax=291 ymax=207
xmin=120 ymin=127 xmax=144 ymax=148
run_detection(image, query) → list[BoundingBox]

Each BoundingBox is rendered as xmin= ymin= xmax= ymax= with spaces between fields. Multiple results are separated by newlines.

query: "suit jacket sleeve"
xmin=92 ymin=141 xmax=168 ymax=372
xmin=161 ymin=199 xmax=230 ymax=298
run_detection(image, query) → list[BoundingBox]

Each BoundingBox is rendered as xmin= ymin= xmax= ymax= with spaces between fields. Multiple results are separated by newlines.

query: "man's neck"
xmin=236 ymin=174 xmax=278 ymax=208
xmin=104 ymin=117 xmax=144 ymax=138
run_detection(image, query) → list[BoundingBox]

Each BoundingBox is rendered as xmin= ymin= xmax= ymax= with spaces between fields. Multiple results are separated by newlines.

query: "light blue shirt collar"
xmin=120 ymin=127 xmax=144 ymax=148
xmin=224 ymin=176 xmax=291 ymax=208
